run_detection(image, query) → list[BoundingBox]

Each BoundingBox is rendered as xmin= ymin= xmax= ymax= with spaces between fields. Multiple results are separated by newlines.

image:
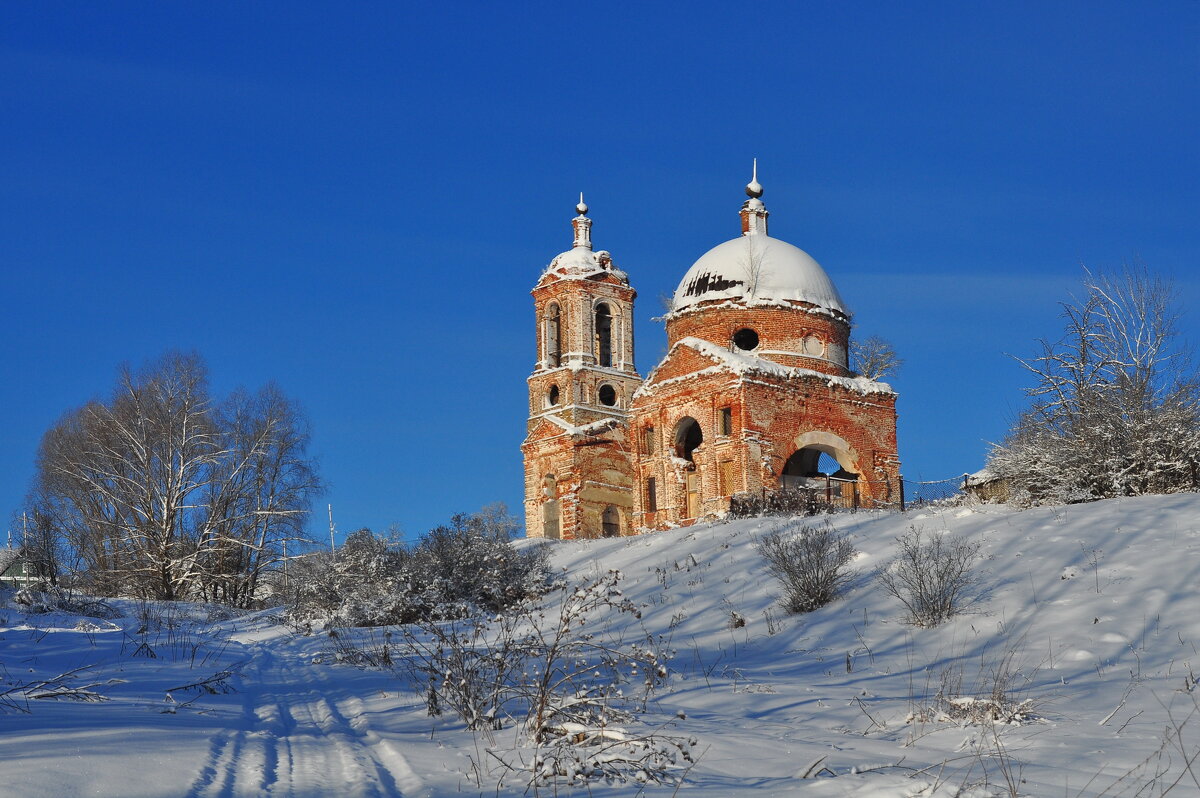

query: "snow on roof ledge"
xmin=545 ymin=415 xmax=621 ymax=438
xmin=635 ymin=337 xmax=894 ymax=398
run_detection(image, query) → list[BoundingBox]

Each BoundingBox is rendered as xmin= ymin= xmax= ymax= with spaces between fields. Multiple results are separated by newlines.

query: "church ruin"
xmin=522 ymin=170 xmax=901 ymax=539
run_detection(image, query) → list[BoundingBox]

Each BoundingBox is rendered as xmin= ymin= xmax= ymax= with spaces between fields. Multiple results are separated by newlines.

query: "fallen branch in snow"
xmin=800 ymin=755 xmax=836 ymax=778
xmin=0 ymin=665 xmax=108 ymax=712
xmin=166 ymin=668 xmax=240 ymax=696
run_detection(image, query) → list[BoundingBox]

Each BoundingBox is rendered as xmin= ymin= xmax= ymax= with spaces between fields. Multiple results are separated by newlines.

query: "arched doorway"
xmin=674 ymin=417 xmax=703 ymax=517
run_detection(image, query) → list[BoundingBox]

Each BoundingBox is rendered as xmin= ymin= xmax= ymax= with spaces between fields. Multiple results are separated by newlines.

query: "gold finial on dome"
xmin=745 ymin=158 xmax=764 ymax=199
xmin=576 ymin=192 xmax=588 ymax=216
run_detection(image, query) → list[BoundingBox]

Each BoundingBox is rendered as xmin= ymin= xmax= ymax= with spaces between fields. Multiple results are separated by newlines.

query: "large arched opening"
xmin=780 ymin=432 xmax=860 ymax=493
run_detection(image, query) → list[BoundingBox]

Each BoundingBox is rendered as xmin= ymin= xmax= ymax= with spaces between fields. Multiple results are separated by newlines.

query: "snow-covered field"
xmin=3 ymin=494 xmax=1200 ymax=797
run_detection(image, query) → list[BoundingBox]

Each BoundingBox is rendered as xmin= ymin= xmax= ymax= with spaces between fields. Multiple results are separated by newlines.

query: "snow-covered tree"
xmin=988 ymin=267 xmax=1200 ymax=504
xmin=288 ymin=505 xmax=548 ymax=626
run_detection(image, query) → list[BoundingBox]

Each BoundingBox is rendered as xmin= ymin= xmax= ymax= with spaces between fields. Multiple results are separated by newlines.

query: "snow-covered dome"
xmin=539 ymin=198 xmax=628 ymax=285
xmin=671 ymin=233 xmax=848 ymax=316
xmin=670 ymin=169 xmax=848 ymax=317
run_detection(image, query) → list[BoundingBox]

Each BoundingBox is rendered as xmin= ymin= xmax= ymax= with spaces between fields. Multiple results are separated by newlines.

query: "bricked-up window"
xmin=601 ymin=505 xmax=620 ymax=538
xmin=545 ymin=303 xmax=561 ymax=367
xmin=643 ymin=426 xmax=656 ymax=455
xmin=598 ymin=383 xmax=617 ymax=406
xmin=595 ymin=303 xmax=613 ymax=367
xmin=718 ymin=460 xmax=736 ymax=496
xmin=719 ymin=406 xmax=733 ymax=435
xmin=646 ymin=477 xmax=657 ymax=512
xmin=543 ymin=474 xmax=560 ymax=539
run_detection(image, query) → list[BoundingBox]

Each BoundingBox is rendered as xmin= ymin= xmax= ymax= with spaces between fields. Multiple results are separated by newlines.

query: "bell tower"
xmin=521 ymin=197 xmax=641 ymax=539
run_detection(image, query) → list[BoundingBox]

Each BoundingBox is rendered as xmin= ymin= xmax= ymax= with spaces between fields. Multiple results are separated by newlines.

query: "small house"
xmin=0 ymin=548 xmax=37 ymax=589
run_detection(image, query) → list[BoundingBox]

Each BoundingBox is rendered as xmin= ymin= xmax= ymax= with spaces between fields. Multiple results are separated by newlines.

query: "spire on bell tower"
xmin=572 ymin=192 xmax=593 ymax=250
xmin=740 ymin=160 xmax=769 ymax=236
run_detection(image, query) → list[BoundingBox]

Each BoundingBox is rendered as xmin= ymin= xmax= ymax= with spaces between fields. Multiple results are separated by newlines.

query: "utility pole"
xmin=328 ymin=504 xmax=337 ymax=562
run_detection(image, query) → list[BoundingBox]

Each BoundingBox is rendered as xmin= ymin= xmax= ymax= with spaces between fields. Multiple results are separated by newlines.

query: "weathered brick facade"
xmin=523 ymin=182 xmax=900 ymax=539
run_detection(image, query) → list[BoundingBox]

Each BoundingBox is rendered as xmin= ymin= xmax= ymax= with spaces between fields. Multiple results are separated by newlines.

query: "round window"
xmin=598 ymin=384 xmax=617 ymax=406
xmin=732 ymin=328 xmax=759 ymax=351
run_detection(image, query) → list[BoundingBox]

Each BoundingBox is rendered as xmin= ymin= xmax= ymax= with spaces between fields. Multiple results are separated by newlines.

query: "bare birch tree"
xmin=28 ymin=352 xmax=321 ymax=603
xmin=850 ymin=335 xmax=903 ymax=381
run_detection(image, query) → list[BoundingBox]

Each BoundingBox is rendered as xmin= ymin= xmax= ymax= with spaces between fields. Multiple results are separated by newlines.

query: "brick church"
xmin=522 ymin=170 xmax=900 ymax=539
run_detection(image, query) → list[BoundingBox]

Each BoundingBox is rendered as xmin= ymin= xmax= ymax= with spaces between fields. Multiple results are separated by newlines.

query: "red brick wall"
xmin=666 ymin=301 xmax=852 ymax=376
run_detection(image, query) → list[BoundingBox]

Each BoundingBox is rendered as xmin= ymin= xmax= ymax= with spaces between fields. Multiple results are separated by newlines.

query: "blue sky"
xmin=2 ymin=2 xmax=1197 ymax=543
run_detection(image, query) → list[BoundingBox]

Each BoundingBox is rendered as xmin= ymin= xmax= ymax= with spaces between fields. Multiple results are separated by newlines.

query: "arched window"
xmin=594 ymin=303 xmax=612 ymax=367
xmin=601 ymin=505 xmax=620 ymax=538
xmin=545 ymin=303 xmax=561 ymax=367
xmin=546 ymin=385 xmax=560 ymax=407
xmin=674 ymin=416 xmax=703 ymax=462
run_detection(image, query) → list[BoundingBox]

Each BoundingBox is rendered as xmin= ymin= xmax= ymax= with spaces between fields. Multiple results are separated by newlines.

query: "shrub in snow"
xmin=729 ymin=486 xmax=833 ymax=518
xmin=909 ymin=647 xmax=1039 ymax=727
xmin=398 ymin=569 xmax=689 ymax=789
xmin=758 ymin=521 xmax=856 ymax=613
xmin=13 ymin=586 xmax=118 ymax=619
xmin=875 ymin=527 xmax=980 ymax=627
xmin=287 ymin=504 xmax=549 ymax=627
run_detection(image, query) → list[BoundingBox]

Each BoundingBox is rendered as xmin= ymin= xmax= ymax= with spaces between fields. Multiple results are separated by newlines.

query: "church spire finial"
xmin=572 ymin=193 xmax=593 ymax=250
xmin=740 ymin=161 xmax=769 ymax=235
xmin=746 ymin=158 xmax=763 ymax=198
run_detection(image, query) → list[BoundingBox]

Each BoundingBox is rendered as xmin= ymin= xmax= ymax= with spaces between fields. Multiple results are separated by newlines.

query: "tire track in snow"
xmin=186 ymin=635 xmax=425 ymax=797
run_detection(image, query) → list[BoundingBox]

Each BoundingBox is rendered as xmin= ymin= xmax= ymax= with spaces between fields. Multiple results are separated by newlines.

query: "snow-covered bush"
xmin=287 ymin=505 xmax=549 ymax=626
xmin=13 ymin=586 xmax=118 ymax=619
xmin=758 ymin=521 xmax=856 ymax=613
xmin=876 ymin=527 xmax=980 ymax=627
xmin=988 ymin=267 xmax=1200 ymax=505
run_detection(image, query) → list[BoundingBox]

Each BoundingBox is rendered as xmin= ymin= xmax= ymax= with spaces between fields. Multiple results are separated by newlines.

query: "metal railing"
xmin=730 ymin=473 xmax=973 ymax=517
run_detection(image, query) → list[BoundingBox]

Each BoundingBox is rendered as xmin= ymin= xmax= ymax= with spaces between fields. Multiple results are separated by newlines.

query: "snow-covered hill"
xmin=3 ymin=495 xmax=1199 ymax=797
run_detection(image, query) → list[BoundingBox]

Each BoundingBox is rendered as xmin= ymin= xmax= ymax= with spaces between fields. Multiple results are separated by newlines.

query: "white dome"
xmin=671 ymin=234 xmax=848 ymax=316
